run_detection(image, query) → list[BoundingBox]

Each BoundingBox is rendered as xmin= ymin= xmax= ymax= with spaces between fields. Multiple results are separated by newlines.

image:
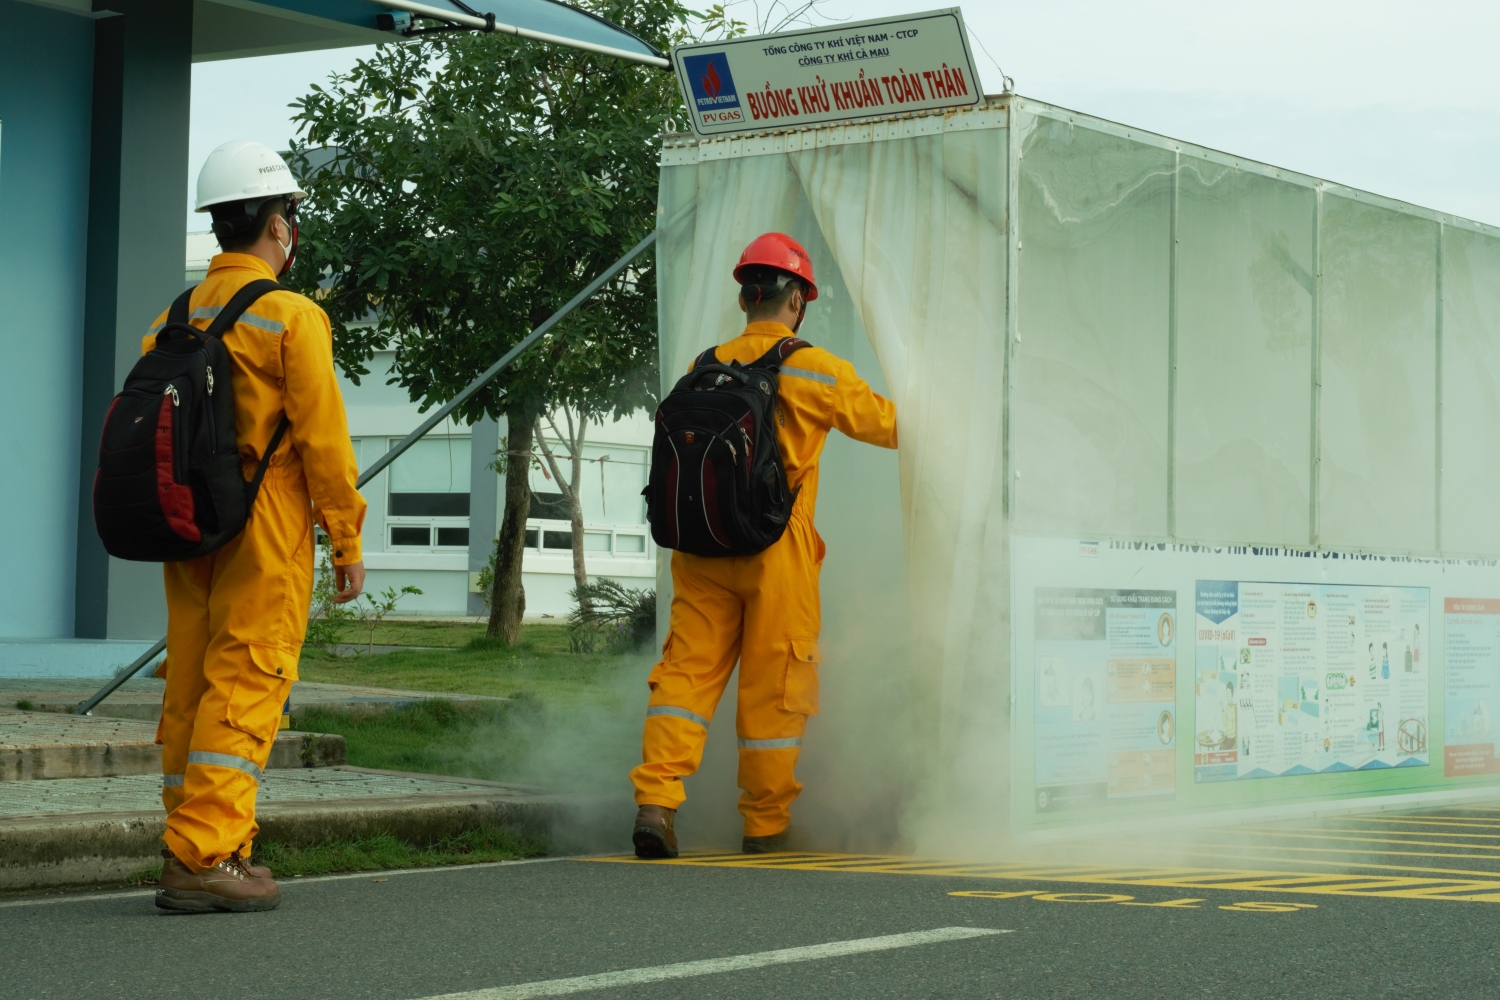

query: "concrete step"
xmin=0 ymin=767 xmax=586 ymax=891
xmin=3 ymin=678 xmax=505 ymax=723
xmin=0 ymin=710 xmax=345 ymax=781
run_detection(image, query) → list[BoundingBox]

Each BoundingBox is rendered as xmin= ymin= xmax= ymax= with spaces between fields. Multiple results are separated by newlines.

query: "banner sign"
xmin=671 ymin=8 xmax=982 ymax=137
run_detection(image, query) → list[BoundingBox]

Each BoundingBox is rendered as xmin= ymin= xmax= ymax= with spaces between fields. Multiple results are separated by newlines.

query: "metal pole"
xmin=358 ymin=230 xmax=656 ymax=489
xmin=75 ymin=230 xmax=657 ymax=714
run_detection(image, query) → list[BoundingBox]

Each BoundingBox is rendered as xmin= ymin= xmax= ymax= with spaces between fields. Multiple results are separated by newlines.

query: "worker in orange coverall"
xmin=631 ymin=233 xmax=898 ymax=857
xmin=149 ymin=142 xmax=366 ymax=913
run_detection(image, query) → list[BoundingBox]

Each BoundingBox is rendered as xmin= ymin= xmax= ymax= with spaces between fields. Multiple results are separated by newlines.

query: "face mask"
xmin=276 ymin=200 xmax=299 ymax=277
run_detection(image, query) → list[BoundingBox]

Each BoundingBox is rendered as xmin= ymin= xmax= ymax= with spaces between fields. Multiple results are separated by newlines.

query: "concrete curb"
xmin=0 ymin=725 xmax=345 ymax=781
xmin=0 ymin=775 xmax=582 ymax=891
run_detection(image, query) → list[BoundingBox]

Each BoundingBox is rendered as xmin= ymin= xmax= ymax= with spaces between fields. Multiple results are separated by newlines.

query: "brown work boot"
xmin=155 ymin=850 xmax=282 ymax=913
xmin=742 ymin=828 xmax=793 ymax=854
xmin=633 ymin=804 xmax=678 ymax=859
xmin=160 ymin=848 xmax=271 ymax=880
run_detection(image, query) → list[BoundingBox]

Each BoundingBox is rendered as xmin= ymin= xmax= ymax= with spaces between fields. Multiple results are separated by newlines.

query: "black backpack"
xmin=93 ymin=279 xmax=290 ymax=562
xmin=645 ymin=337 xmax=809 ymax=557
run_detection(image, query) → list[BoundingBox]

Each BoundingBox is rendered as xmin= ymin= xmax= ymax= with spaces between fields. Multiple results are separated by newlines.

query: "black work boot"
xmin=742 ymin=828 xmax=792 ymax=854
xmin=633 ymin=804 xmax=679 ymax=859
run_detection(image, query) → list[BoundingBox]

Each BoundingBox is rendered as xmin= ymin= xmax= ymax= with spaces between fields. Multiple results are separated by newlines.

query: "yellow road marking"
xmin=1329 ymin=816 xmax=1500 ymax=833
xmin=1232 ymin=829 xmax=1500 ymax=852
xmin=587 ymin=852 xmax=1500 ymax=902
xmin=1130 ymin=847 xmax=1500 ymax=881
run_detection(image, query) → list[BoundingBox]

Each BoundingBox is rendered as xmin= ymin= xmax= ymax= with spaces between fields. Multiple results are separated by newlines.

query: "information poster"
xmin=1194 ymin=580 xmax=1430 ymax=782
xmin=1444 ymin=598 xmax=1500 ymax=776
xmin=1034 ymin=588 xmax=1177 ymax=812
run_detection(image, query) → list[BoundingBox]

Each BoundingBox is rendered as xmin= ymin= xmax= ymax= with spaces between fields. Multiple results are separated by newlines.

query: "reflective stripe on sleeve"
xmin=152 ymin=306 xmax=285 ymax=336
xmin=737 ymin=737 xmax=803 ymax=750
xmin=238 ymin=312 xmax=286 ymax=334
xmin=162 ymin=773 xmax=185 ymax=788
xmin=186 ymin=750 xmax=264 ymax=781
xmin=646 ymin=705 xmax=710 ymax=728
xmin=780 ymin=366 xmax=836 ymax=386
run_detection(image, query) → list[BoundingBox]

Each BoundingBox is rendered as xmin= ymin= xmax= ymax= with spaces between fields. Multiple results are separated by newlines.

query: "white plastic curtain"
xmin=656 ymin=113 xmax=1011 ymax=759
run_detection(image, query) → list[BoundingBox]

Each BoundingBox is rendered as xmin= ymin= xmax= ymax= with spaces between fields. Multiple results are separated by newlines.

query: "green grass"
xmin=128 ymin=826 xmax=548 ymax=885
xmin=298 ymin=624 xmax=648 ymax=708
xmin=14 ymin=699 xmax=33 ymax=711
xmin=295 ymin=699 xmax=537 ymax=781
xmin=319 ymin=619 xmax=572 ymax=651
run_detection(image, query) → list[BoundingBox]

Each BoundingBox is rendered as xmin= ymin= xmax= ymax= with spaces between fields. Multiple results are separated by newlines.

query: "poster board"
xmin=1011 ymin=538 xmax=1500 ymax=825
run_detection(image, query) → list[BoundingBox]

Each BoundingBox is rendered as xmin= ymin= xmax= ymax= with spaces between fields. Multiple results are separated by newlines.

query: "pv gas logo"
xmin=681 ymin=52 xmax=743 ymax=125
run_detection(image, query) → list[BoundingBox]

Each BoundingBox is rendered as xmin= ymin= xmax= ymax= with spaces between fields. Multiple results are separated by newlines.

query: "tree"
xmin=287 ymin=0 xmax=688 ymax=643
xmin=533 ymin=405 xmax=592 ymax=609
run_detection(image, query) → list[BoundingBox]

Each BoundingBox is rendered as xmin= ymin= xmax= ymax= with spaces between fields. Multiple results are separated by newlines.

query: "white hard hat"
xmin=194 ymin=140 xmax=307 ymax=212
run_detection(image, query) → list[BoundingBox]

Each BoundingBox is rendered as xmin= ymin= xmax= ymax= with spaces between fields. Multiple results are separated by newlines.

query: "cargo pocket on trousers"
xmin=781 ymin=637 xmax=822 ymax=715
xmin=227 ymin=644 xmax=297 ymax=742
xmin=646 ymin=630 xmax=676 ymax=692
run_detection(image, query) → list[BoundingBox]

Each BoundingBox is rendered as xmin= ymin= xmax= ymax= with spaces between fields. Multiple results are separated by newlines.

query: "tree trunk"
xmin=567 ymin=421 xmax=588 ymax=600
xmin=536 ymin=409 xmax=591 ymax=613
xmin=487 ymin=405 xmax=534 ymax=642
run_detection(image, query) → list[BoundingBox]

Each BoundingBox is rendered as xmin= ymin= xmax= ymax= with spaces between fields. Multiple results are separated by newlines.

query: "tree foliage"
xmin=285 ymin=0 xmax=691 ymax=426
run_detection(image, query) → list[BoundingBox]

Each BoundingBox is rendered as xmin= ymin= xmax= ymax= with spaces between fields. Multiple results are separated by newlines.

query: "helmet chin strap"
xmin=790 ymin=291 xmax=806 ymax=333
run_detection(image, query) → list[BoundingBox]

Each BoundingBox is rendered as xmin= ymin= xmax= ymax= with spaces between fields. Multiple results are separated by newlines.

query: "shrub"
xmin=567 ymin=579 xmax=656 ymax=654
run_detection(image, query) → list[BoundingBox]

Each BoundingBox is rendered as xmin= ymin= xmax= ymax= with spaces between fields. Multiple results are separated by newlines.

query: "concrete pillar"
xmin=74 ymin=0 xmax=193 ymax=639
xmin=466 ymin=418 xmax=500 ymax=616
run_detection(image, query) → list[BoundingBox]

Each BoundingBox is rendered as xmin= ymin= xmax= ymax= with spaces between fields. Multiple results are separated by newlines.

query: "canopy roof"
xmin=10 ymin=0 xmax=665 ymax=63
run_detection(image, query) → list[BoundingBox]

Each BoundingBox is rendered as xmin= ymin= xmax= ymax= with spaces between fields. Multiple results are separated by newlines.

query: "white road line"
xmin=416 ymin=927 xmax=1012 ymax=1000
xmin=0 ymin=855 xmax=576 ymax=909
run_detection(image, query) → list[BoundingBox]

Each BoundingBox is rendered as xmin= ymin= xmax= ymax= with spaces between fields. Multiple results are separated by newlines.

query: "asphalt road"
xmin=5 ymin=847 xmax=1500 ymax=1000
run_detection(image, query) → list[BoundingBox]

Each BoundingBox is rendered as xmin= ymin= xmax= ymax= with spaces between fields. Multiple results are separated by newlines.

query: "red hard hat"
xmin=733 ymin=232 xmax=818 ymax=301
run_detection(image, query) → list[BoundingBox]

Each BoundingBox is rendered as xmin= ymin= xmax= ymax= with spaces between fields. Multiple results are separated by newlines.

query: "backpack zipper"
xmin=203 ymin=359 xmax=218 ymax=454
xmin=163 ymin=385 xmax=185 ymax=483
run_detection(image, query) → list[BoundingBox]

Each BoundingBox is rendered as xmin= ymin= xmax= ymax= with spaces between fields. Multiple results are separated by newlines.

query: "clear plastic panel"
xmin=1318 ymin=195 xmax=1438 ymax=552
xmin=1440 ymin=226 xmax=1500 ymax=554
xmin=1174 ymin=160 xmax=1315 ymax=546
xmin=1015 ymin=117 xmax=1173 ymax=538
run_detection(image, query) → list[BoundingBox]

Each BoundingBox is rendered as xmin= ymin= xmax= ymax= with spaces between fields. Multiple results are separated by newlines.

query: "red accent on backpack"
xmin=155 ymin=394 xmax=201 ymax=542
xmin=700 ymin=455 xmax=729 ymax=550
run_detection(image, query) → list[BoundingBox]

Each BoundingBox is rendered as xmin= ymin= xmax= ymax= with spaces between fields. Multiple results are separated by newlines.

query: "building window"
xmin=387 ymin=436 xmax=470 ymax=552
xmin=391 ymin=525 xmax=431 ymax=547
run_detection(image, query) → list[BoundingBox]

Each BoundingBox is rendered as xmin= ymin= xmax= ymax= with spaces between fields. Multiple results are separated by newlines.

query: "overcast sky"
xmin=187 ymin=0 xmax=1500 ymax=230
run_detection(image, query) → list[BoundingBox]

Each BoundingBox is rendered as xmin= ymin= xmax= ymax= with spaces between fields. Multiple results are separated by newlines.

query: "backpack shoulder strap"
xmin=243 ymin=415 xmax=291 ymax=511
xmin=202 ymin=278 xmax=283 ymax=340
xmin=690 ymin=346 xmax=721 ymax=370
xmin=749 ymin=337 xmax=812 ymax=370
xmin=166 ymin=286 xmax=196 ymax=327
xmin=195 ymin=277 xmax=289 ymax=510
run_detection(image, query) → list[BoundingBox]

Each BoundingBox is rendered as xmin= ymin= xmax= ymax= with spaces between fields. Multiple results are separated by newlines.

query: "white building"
xmin=187 ymin=233 xmax=658 ymax=618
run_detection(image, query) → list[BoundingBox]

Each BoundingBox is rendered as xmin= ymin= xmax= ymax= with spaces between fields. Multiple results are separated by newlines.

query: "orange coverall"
xmin=630 ymin=321 xmax=898 ymax=836
xmin=142 ymin=253 xmax=365 ymax=871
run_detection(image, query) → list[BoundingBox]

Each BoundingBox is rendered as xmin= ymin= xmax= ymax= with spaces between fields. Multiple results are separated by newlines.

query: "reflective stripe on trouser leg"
xmin=162 ymin=774 xmax=185 ymax=788
xmin=187 ymin=750 xmax=265 ymax=782
xmin=737 ymin=737 xmax=802 ymax=750
xmin=632 ymin=710 xmax=717 ymax=810
xmin=647 ymin=705 xmax=710 ymax=728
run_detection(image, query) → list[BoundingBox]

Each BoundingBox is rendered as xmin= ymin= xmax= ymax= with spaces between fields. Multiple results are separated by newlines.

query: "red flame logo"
xmin=702 ymin=59 xmax=722 ymax=99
